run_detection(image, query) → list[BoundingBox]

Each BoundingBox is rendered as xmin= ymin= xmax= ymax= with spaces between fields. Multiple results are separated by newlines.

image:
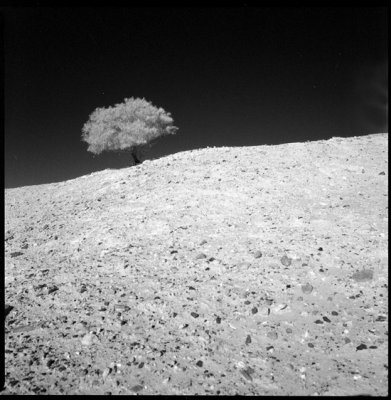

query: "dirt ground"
xmin=3 ymin=133 xmax=388 ymax=395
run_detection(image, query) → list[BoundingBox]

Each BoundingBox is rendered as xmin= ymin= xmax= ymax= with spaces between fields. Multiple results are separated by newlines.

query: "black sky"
xmin=4 ymin=6 xmax=388 ymax=188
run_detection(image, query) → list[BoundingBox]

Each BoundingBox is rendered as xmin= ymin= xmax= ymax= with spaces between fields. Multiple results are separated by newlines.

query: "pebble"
xmin=130 ymin=385 xmax=143 ymax=392
xmin=352 ymin=269 xmax=374 ymax=282
xmin=81 ymin=332 xmax=96 ymax=346
xmin=267 ymin=331 xmax=278 ymax=340
xmin=196 ymin=360 xmax=203 ymax=367
xmin=195 ymin=253 xmax=207 ymax=260
xmin=254 ymin=250 xmax=263 ymax=258
xmin=322 ymin=316 xmax=331 ymax=323
xmin=356 ymin=344 xmax=367 ymax=351
xmin=191 ymin=312 xmax=199 ymax=318
xmin=102 ymin=367 xmax=112 ymax=379
xmin=280 ymin=255 xmax=292 ymax=266
xmin=5 ymin=304 xmax=14 ymax=317
xmin=251 ymin=307 xmax=258 ymax=314
xmin=47 ymin=285 xmax=59 ymax=294
xmin=301 ymin=283 xmax=313 ymax=294
xmin=10 ymin=252 xmax=24 ymax=258
xmin=114 ymin=304 xmax=130 ymax=312
xmin=245 ymin=335 xmax=252 ymax=345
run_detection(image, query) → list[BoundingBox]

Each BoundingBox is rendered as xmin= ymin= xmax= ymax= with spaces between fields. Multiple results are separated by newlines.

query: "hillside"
xmin=4 ymin=133 xmax=388 ymax=395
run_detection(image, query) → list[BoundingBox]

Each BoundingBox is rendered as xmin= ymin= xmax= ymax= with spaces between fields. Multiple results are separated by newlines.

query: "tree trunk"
xmin=132 ymin=150 xmax=141 ymax=165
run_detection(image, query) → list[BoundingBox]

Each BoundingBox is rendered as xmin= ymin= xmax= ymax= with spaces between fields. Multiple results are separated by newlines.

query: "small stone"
xmin=267 ymin=331 xmax=278 ymax=340
xmin=301 ymin=283 xmax=313 ymax=294
xmin=216 ymin=316 xmax=221 ymax=324
xmin=189 ymin=286 xmax=196 ymax=290
xmin=245 ymin=335 xmax=252 ymax=345
xmin=130 ymin=385 xmax=144 ymax=392
xmin=314 ymin=320 xmax=323 ymax=324
xmin=356 ymin=344 xmax=367 ymax=351
xmin=376 ymin=315 xmax=386 ymax=322
xmin=114 ymin=304 xmax=130 ymax=312
xmin=5 ymin=304 xmax=14 ymax=317
xmin=240 ymin=369 xmax=253 ymax=381
xmin=102 ymin=367 xmax=112 ymax=379
xmin=286 ymin=327 xmax=293 ymax=334
xmin=318 ymin=247 xmax=323 ymax=251
xmin=47 ymin=285 xmax=59 ymax=294
xmin=196 ymin=253 xmax=207 ymax=260
xmin=331 ymin=311 xmax=338 ymax=316
xmin=79 ymin=285 xmax=87 ymax=293
xmin=196 ymin=360 xmax=203 ymax=367
xmin=10 ymin=251 xmax=24 ymax=258
xmin=81 ymin=333 xmax=96 ymax=346
xmin=280 ymin=255 xmax=292 ymax=266
xmin=322 ymin=316 xmax=331 ymax=323
xmin=21 ymin=243 xmax=29 ymax=249
xmin=191 ymin=312 xmax=199 ymax=318
xmin=344 ymin=337 xmax=351 ymax=344
xmin=200 ymin=239 xmax=207 ymax=245
xmin=251 ymin=307 xmax=258 ymax=314
xmin=308 ymin=343 xmax=314 ymax=348
xmin=379 ymin=171 xmax=385 ymax=175
xmin=254 ymin=250 xmax=263 ymax=259
xmin=352 ymin=269 xmax=374 ymax=282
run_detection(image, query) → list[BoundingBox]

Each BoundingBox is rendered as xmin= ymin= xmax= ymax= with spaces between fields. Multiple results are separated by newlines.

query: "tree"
xmin=81 ymin=97 xmax=178 ymax=165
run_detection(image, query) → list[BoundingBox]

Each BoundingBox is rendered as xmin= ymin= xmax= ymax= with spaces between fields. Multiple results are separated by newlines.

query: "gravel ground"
xmin=3 ymin=133 xmax=388 ymax=395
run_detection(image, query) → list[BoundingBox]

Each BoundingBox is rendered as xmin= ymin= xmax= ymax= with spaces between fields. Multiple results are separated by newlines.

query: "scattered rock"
xmin=301 ymin=283 xmax=313 ymax=294
xmin=5 ymin=304 xmax=14 ymax=318
xmin=130 ymin=385 xmax=144 ymax=393
xmin=267 ymin=331 xmax=278 ymax=340
xmin=191 ymin=312 xmax=199 ymax=318
xmin=352 ymin=269 xmax=374 ymax=282
xmin=245 ymin=335 xmax=252 ymax=345
xmin=356 ymin=344 xmax=368 ymax=351
xmin=253 ymin=250 xmax=263 ymax=258
xmin=280 ymin=255 xmax=292 ymax=266
xmin=196 ymin=360 xmax=203 ymax=367
xmin=10 ymin=252 xmax=24 ymax=258
xmin=195 ymin=253 xmax=207 ymax=260
xmin=81 ymin=332 xmax=96 ymax=346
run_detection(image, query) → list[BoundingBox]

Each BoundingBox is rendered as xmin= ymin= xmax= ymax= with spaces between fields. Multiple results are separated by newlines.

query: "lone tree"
xmin=81 ymin=97 xmax=178 ymax=165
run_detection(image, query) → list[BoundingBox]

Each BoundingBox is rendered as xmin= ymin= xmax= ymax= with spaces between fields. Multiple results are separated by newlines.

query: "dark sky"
xmin=4 ymin=6 xmax=388 ymax=188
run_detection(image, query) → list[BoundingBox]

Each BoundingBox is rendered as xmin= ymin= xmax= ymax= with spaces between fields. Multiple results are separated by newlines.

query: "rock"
xmin=81 ymin=332 xmax=96 ymax=346
xmin=5 ymin=304 xmax=14 ymax=318
xmin=196 ymin=360 xmax=203 ymax=367
xmin=267 ymin=331 xmax=278 ymax=340
xmin=356 ymin=344 xmax=368 ymax=351
xmin=130 ymin=385 xmax=143 ymax=393
xmin=191 ymin=312 xmax=199 ymax=318
xmin=10 ymin=252 xmax=24 ymax=258
xmin=195 ymin=253 xmax=207 ymax=260
xmin=280 ymin=255 xmax=292 ymax=266
xmin=254 ymin=250 xmax=263 ymax=258
xmin=245 ymin=335 xmax=251 ymax=345
xmin=352 ymin=269 xmax=374 ymax=282
xmin=301 ymin=283 xmax=313 ymax=294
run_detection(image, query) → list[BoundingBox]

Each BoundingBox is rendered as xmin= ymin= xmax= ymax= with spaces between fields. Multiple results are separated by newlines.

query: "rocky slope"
xmin=3 ymin=133 xmax=388 ymax=395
